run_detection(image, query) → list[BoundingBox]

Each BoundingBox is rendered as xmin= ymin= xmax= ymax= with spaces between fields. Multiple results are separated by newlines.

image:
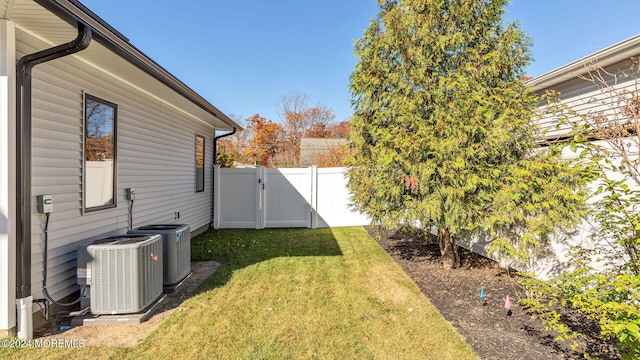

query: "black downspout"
xmin=211 ymin=128 xmax=236 ymax=228
xmin=15 ymin=23 xmax=92 ymax=302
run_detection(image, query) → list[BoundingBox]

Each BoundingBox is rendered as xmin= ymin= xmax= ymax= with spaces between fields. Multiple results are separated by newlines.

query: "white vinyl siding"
xmin=510 ymin=58 xmax=640 ymax=279
xmin=0 ymin=2 xmax=8 ymax=18
xmin=533 ymin=59 xmax=637 ymax=142
xmin=17 ymin=28 xmax=215 ymax=302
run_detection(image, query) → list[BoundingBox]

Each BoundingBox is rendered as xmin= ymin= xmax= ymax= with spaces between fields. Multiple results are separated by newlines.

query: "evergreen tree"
xmin=216 ymin=143 xmax=236 ymax=168
xmin=347 ymin=0 xmax=586 ymax=269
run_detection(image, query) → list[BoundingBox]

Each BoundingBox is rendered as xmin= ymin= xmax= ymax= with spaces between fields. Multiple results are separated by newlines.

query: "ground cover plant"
xmin=1 ymin=227 xmax=476 ymax=360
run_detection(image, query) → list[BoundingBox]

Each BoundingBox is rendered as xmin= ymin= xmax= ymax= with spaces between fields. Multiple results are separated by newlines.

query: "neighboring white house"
xmin=461 ymin=34 xmax=640 ymax=279
xmin=0 ymin=0 xmax=239 ymax=337
xmin=530 ymin=34 xmax=640 ymax=276
xmin=529 ymin=34 xmax=640 ymax=141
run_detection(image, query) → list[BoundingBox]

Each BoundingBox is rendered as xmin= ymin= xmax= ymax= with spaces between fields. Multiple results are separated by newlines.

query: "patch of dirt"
xmin=368 ymin=226 xmax=621 ymax=360
xmin=33 ymin=261 xmax=220 ymax=347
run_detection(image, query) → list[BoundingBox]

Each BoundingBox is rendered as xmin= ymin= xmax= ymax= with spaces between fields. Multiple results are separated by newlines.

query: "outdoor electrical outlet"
xmin=126 ymin=188 xmax=135 ymax=201
xmin=175 ymin=211 xmax=180 ymax=219
xmin=37 ymin=194 xmax=53 ymax=214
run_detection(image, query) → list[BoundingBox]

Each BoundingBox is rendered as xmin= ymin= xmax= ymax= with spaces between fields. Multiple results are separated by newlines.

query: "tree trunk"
xmin=438 ymin=227 xmax=460 ymax=269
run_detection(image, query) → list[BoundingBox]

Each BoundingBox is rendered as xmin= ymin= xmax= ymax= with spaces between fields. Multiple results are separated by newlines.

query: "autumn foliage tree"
xmin=347 ymin=0 xmax=586 ymax=269
xmin=316 ymin=145 xmax=353 ymax=168
xmin=277 ymin=92 xmax=338 ymax=166
xmin=219 ymin=95 xmax=346 ymax=168
xmin=325 ymin=121 xmax=351 ymax=138
xmin=241 ymin=114 xmax=284 ymax=167
xmin=313 ymin=121 xmax=353 ymax=167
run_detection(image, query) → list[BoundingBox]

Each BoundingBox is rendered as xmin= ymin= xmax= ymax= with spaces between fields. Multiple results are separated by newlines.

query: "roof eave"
xmin=528 ymin=33 xmax=640 ymax=92
xmin=34 ymin=0 xmax=242 ymax=131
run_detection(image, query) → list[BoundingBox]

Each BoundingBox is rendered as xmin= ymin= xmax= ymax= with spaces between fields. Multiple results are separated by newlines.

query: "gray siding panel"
xmin=18 ymin=29 xmax=215 ymax=302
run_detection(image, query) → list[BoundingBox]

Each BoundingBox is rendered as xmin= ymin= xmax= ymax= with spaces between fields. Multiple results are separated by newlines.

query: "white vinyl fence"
xmin=213 ymin=166 xmax=370 ymax=229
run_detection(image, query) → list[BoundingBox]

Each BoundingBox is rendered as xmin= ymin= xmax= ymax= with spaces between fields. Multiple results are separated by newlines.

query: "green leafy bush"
xmin=521 ymin=59 xmax=640 ymax=359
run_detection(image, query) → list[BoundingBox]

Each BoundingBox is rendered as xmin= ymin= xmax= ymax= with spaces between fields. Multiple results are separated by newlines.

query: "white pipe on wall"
xmin=16 ymin=296 xmax=32 ymax=340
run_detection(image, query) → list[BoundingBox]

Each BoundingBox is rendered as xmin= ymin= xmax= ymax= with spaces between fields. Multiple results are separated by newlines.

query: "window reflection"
xmin=196 ymin=135 xmax=205 ymax=192
xmin=85 ymin=95 xmax=116 ymax=210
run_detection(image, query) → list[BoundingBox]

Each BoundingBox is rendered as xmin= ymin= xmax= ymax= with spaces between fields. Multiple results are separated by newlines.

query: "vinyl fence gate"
xmin=213 ymin=166 xmax=370 ymax=229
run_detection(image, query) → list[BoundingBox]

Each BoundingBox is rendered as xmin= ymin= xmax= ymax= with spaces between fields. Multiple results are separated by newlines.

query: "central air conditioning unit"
xmin=77 ymin=234 xmax=163 ymax=315
xmin=128 ymin=224 xmax=191 ymax=286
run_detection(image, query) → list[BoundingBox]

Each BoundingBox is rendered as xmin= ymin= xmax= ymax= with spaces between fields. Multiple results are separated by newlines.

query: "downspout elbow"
xmin=17 ymin=23 xmax=91 ymax=71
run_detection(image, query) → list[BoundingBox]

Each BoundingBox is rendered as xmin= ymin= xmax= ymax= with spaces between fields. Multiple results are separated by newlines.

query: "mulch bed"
xmin=368 ymin=226 xmax=621 ymax=360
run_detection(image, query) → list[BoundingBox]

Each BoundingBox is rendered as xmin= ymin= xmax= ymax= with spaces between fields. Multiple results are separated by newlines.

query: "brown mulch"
xmin=368 ymin=226 xmax=621 ymax=360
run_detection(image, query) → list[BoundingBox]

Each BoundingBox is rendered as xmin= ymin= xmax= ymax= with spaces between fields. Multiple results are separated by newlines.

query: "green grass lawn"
xmin=2 ymin=227 xmax=476 ymax=360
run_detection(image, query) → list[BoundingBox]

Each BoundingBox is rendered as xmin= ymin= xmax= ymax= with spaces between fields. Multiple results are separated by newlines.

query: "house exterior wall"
xmin=13 ymin=28 xmax=215 ymax=312
xmin=533 ymin=58 xmax=636 ymax=140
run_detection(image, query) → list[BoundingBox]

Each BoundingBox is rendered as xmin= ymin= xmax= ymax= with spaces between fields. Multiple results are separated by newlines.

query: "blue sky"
xmin=80 ymin=0 xmax=640 ymax=127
